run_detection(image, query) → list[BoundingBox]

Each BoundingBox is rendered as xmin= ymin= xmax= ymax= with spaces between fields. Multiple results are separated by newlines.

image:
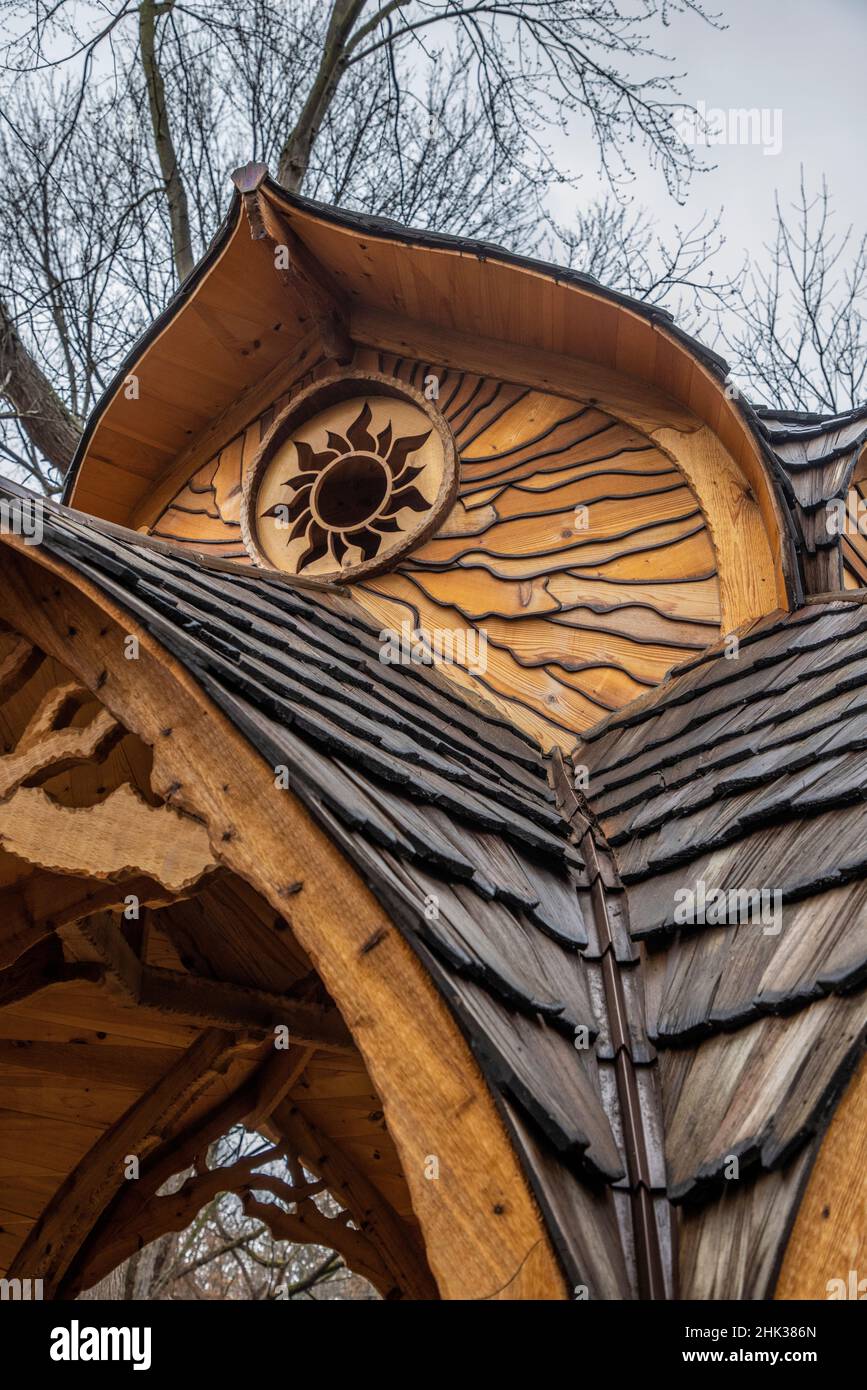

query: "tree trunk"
xmin=277 ymin=0 xmax=366 ymax=192
xmin=0 ymin=299 xmax=83 ymax=476
xmin=139 ymin=0 xmax=195 ymax=282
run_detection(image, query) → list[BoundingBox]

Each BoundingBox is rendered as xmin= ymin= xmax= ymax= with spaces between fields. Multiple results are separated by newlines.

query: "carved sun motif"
xmin=263 ymin=401 xmax=430 ymax=571
xmin=247 ymin=381 xmax=456 ymax=583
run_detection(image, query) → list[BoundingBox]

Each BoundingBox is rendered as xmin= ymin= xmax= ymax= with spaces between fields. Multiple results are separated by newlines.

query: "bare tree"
xmin=0 ymin=0 xmax=723 ymax=479
xmin=714 ymin=173 xmax=867 ymax=413
xmin=555 ymin=195 xmax=741 ymax=338
xmin=77 ymin=1126 xmax=381 ymax=1302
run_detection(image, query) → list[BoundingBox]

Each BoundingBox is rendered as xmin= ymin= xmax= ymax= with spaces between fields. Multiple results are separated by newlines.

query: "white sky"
xmin=548 ymin=0 xmax=867 ymax=279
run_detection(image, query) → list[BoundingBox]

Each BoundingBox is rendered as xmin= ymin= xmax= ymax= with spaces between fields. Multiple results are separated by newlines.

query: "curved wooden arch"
xmin=0 ymin=537 xmax=566 ymax=1301
xmin=67 ymin=178 xmax=794 ymax=630
xmin=775 ymin=1053 xmax=867 ymax=1300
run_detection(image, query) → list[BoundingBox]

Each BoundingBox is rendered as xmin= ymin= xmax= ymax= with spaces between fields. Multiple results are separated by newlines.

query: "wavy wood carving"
xmin=147 ymin=348 xmax=723 ymax=747
xmin=0 ymin=783 xmax=217 ymax=893
xmin=0 ymin=685 xmax=120 ymax=799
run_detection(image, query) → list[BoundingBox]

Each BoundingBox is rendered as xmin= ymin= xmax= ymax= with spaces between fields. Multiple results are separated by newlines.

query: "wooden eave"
xmin=64 ymin=171 xmax=796 ymax=607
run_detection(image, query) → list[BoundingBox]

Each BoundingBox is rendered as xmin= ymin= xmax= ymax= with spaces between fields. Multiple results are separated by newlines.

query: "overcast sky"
xmin=550 ymin=0 xmax=866 ymax=279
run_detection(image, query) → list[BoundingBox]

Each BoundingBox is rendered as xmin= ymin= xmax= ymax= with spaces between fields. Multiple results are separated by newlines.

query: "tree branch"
xmin=276 ymin=0 xmax=369 ymax=191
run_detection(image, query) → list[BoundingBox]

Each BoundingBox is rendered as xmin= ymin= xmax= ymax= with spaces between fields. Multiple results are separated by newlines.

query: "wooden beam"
xmin=0 ymin=935 xmax=101 ymax=1009
xmin=0 ymin=782 xmax=217 ymax=894
xmin=76 ymin=912 xmax=353 ymax=1049
xmin=0 ymin=634 xmax=42 ymax=701
xmin=63 ymin=1042 xmax=311 ymax=1294
xmin=245 ymin=1046 xmax=312 ymax=1130
xmin=128 ymin=328 xmax=325 ymax=532
xmin=270 ymin=1098 xmax=437 ymax=1300
xmin=233 ymin=170 xmax=352 ymax=365
xmin=0 ymin=872 xmax=205 ymax=969
xmin=7 ymin=1028 xmax=249 ymax=1296
xmin=775 ymin=1052 xmax=867 ymax=1299
xmin=0 ymin=699 xmax=120 ymax=799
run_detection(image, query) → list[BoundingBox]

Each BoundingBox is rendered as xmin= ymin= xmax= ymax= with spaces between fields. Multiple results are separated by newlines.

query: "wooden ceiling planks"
xmin=68 ymin=202 xmax=313 ymax=515
xmin=130 ymin=331 xmax=326 ymax=532
xmin=274 ymin=196 xmax=787 ymax=579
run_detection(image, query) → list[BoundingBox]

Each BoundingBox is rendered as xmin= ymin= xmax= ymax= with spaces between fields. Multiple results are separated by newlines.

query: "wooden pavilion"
xmin=0 ymin=161 xmax=864 ymax=1300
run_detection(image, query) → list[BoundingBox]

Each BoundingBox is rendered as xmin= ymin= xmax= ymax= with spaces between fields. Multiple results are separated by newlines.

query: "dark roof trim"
xmin=755 ymin=402 xmax=867 ymax=435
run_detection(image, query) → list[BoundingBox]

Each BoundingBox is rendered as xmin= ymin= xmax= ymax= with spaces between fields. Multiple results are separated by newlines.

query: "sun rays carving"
xmin=245 ymin=375 xmax=457 ymax=582
xmin=261 ymin=401 xmax=432 ymax=571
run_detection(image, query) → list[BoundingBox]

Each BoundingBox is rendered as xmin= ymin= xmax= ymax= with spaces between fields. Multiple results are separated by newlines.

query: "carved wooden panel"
xmin=243 ymin=371 xmax=457 ymax=582
xmin=148 ymin=348 xmax=722 ymax=747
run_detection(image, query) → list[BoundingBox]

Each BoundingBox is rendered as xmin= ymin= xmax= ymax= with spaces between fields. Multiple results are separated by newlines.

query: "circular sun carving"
xmin=242 ymin=373 xmax=457 ymax=583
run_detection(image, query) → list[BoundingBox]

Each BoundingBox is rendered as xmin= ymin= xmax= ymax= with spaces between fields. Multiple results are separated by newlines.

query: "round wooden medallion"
xmin=242 ymin=371 xmax=458 ymax=583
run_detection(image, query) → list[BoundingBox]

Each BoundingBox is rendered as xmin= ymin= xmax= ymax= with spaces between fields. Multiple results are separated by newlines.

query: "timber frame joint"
xmin=233 ymin=165 xmax=353 ymax=365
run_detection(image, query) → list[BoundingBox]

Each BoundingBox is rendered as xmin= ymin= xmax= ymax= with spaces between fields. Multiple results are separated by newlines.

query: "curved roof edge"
xmin=62 ymin=169 xmax=743 ymax=500
xmin=62 ymin=167 xmax=804 ymax=616
xmin=62 ymin=192 xmax=245 ymax=502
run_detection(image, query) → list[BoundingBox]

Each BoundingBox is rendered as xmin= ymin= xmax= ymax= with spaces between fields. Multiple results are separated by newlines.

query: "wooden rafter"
xmin=243 ymin=1191 xmax=394 ymax=1296
xmin=268 ymin=1099 xmax=437 ymax=1300
xmin=0 ymin=633 xmax=42 ymax=701
xmin=0 ymin=689 xmax=120 ymax=799
xmin=0 ymin=871 xmax=206 ymax=970
xmin=68 ymin=1044 xmax=312 ymax=1295
xmin=65 ymin=1041 xmax=432 ymax=1300
xmin=75 ymin=911 xmax=353 ymax=1049
xmin=0 ymin=934 xmax=102 ymax=1009
xmin=232 ymin=161 xmax=352 ymax=365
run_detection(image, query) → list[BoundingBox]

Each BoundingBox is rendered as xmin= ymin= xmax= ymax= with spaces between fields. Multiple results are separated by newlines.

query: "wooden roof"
xmin=2 ymin=476 xmax=864 ymax=1298
xmin=757 ymin=405 xmax=867 ymax=593
xmin=11 ymin=486 xmax=632 ymax=1293
xmin=3 ymin=172 xmax=866 ymax=1300
xmin=577 ymin=597 xmax=867 ymax=1295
